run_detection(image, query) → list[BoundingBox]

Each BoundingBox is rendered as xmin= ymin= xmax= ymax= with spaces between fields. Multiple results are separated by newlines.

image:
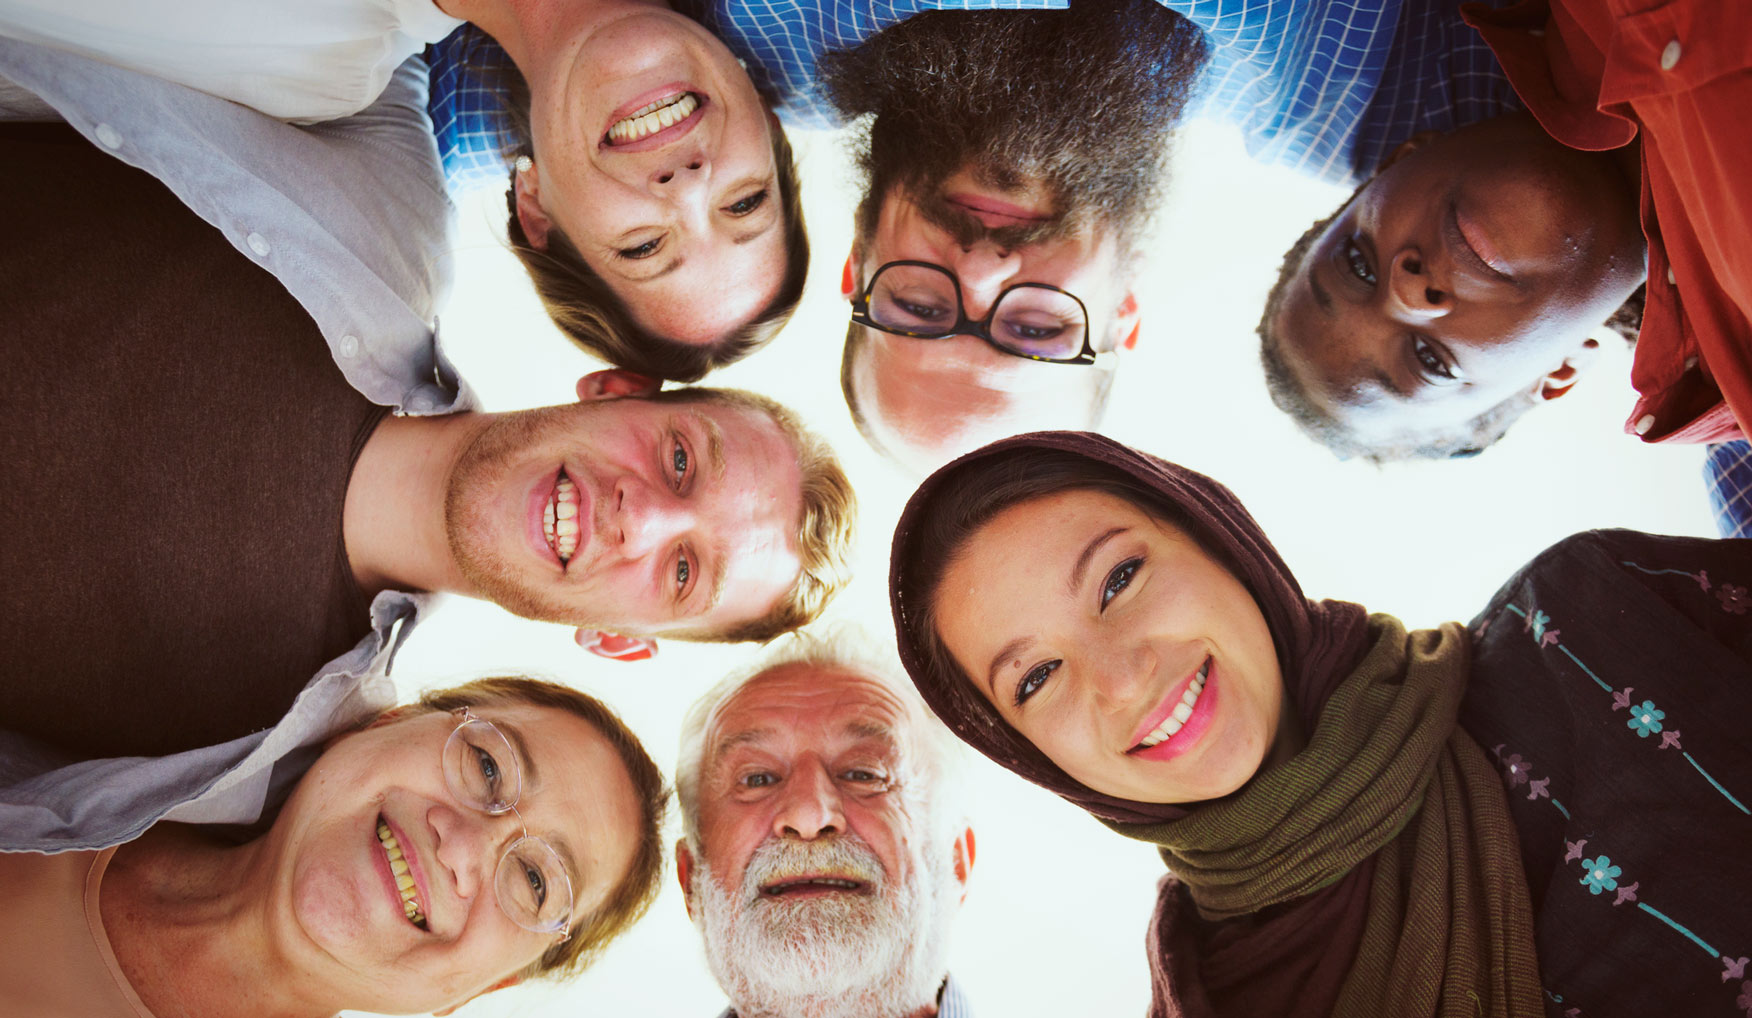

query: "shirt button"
xmin=407 ymin=393 xmax=434 ymax=413
xmin=1684 ymin=355 xmax=1699 ymax=371
xmin=94 ymin=123 xmax=123 ymax=149
xmin=1635 ymin=414 xmax=1657 ymax=435
xmin=338 ymin=334 xmax=361 ymax=358
xmin=246 ymin=233 xmax=271 ymax=257
xmin=1660 ymin=39 xmax=1681 ymax=70
xmin=1666 ymin=265 xmax=1676 ymax=286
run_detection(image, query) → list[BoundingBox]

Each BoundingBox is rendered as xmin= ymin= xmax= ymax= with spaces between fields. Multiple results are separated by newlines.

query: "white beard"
xmin=690 ymin=833 xmax=955 ymax=1018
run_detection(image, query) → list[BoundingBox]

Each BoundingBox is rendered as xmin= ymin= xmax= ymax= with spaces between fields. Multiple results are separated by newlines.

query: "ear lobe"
xmin=1538 ymin=337 xmax=1602 ymax=402
xmin=575 ymin=628 xmax=658 ymax=662
xmin=513 ymin=162 xmax=553 ymax=252
xmin=675 ymin=841 xmax=697 ymax=920
xmin=1114 ymin=293 xmax=1141 ymax=351
xmin=576 ymin=369 xmax=663 ymax=402
xmin=952 ymin=826 xmax=976 ymax=901
xmin=433 ymin=975 xmax=523 ymax=1016
xmin=1376 ymin=130 xmax=1442 ymax=174
xmin=841 ymin=249 xmax=858 ymax=300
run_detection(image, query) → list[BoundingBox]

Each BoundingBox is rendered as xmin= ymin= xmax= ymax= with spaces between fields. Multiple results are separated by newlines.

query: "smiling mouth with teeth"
xmin=606 ymin=92 xmax=700 ymax=145
xmin=759 ymin=876 xmax=867 ymax=897
xmin=376 ymin=818 xmax=427 ymax=929
xmin=1132 ymin=659 xmax=1211 ymax=752
xmin=543 ymin=471 xmax=581 ymax=564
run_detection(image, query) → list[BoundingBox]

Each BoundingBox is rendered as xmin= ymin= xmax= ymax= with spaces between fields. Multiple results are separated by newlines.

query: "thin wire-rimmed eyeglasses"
xmin=442 ymin=707 xmax=574 ymax=941
xmin=849 ymin=260 xmax=1111 ymax=366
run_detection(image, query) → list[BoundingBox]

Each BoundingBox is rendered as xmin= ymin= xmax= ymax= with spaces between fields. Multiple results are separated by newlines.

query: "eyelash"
xmin=1102 ymin=557 xmax=1142 ymax=609
xmin=1411 ymin=336 xmax=1455 ymax=381
xmin=726 ymin=189 xmax=768 ymax=216
xmin=1343 ymin=237 xmax=1376 ymax=286
xmin=671 ymin=435 xmax=693 ymax=594
xmin=618 ymin=237 xmax=661 ymax=260
xmin=1014 ymin=660 xmax=1059 ymax=707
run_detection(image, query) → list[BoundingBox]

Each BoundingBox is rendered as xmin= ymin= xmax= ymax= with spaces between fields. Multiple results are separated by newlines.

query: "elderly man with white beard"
xmin=674 ymin=632 xmax=975 ymax=1018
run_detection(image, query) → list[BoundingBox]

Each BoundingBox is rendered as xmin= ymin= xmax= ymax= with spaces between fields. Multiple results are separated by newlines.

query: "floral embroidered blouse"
xmin=1461 ymin=530 xmax=1752 ymax=1018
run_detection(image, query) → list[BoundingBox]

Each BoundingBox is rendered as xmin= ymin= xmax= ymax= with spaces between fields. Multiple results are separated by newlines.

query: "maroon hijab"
xmin=889 ymin=431 xmax=1374 ymax=825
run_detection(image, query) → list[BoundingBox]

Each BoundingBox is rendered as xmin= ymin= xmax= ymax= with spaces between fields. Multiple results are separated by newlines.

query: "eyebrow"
xmin=497 ymin=720 xmax=540 ymax=790
xmin=1070 ymin=527 xmax=1127 ymax=596
xmin=622 ymin=256 xmax=685 ymax=284
xmin=697 ymin=535 xmax=729 ymax=618
xmin=687 ymin=411 xmax=726 ymax=483
xmin=710 ymin=726 xmax=778 ymax=769
xmin=1310 ymin=266 xmax=1334 ymax=316
xmin=843 ymin=719 xmax=897 ymax=743
xmin=984 ymin=636 xmax=1031 ymax=701
xmin=733 ymin=217 xmax=779 ymax=247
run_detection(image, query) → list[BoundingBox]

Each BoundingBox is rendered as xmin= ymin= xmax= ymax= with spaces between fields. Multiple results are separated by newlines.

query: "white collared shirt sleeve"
xmin=0 ymin=0 xmax=462 ymax=122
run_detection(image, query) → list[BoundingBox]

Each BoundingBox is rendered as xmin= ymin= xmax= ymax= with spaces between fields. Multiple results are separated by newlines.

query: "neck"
xmin=436 ymin=0 xmax=669 ymax=71
xmin=103 ymin=828 xmax=328 ymax=1018
xmin=344 ymin=412 xmax=484 ymax=599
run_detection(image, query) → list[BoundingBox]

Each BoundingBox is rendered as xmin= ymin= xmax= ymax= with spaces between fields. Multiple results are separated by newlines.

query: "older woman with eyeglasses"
xmin=0 ymin=677 xmax=668 ymax=1018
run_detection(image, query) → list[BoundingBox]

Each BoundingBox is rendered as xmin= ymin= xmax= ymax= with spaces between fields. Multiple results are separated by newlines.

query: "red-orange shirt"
xmin=1463 ymin=0 xmax=1752 ymax=444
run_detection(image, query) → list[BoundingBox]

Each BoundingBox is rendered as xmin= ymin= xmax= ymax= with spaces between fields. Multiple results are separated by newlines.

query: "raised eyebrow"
xmin=710 ymin=727 xmax=779 ymax=770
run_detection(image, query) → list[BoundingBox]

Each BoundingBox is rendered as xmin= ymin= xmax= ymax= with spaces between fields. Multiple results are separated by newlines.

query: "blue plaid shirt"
xmin=1705 ymin=441 xmax=1752 ymax=539
xmin=426 ymin=0 xmax=1519 ymax=191
xmin=714 ymin=973 xmax=972 ymax=1017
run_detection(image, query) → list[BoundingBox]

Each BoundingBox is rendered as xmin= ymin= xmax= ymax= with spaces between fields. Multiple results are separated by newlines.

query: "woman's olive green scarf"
xmin=1104 ymin=617 xmax=1542 ymax=1018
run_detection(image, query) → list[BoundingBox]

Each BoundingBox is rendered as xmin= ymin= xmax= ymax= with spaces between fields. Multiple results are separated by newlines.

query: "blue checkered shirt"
xmin=1705 ymin=441 xmax=1752 ymax=539
xmin=425 ymin=0 xmax=1521 ymax=191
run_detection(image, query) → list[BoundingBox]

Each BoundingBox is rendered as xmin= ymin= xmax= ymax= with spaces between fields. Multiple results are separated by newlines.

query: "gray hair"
xmin=675 ymin=626 xmax=969 ymax=851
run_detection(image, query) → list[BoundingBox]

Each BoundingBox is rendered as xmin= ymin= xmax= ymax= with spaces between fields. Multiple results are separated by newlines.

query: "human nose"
xmin=649 ymin=151 xmax=710 ymax=211
xmin=772 ymin=762 xmax=845 ymax=840
xmin=429 ymin=803 xmax=516 ymax=905
xmin=947 ymin=241 xmax=1022 ymax=320
xmin=1087 ymin=639 xmax=1158 ymax=714
xmin=612 ymin=477 xmax=694 ymax=559
xmin=1385 ymin=248 xmax=1452 ymax=322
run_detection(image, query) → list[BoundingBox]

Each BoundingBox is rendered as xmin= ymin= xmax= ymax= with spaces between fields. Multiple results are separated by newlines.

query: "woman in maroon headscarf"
xmin=889 ymin=431 xmax=1752 ymax=1018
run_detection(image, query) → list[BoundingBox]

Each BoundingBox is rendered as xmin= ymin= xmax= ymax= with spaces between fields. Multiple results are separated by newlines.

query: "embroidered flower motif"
xmin=1527 ymin=777 xmax=1550 ymax=802
xmin=1717 ymin=583 xmax=1752 ymax=615
xmin=1737 ymin=979 xmax=1752 ymax=1014
xmin=1580 ymin=856 xmax=1621 ymax=895
xmin=1611 ymin=687 xmax=1635 ymax=711
xmin=1475 ymin=616 xmax=1492 ymax=639
xmin=1612 ymin=881 xmax=1639 ymax=906
xmin=1564 ymin=839 xmax=1587 ymax=863
xmin=1695 ymin=569 xmax=1711 ymax=592
xmin=1626 ymin=701 xmax=1666 ymax=737
xmin=1722 ymin=956 xmax=1748 ymax=983
xmin=1526 ymin=609 xmax=1552 ymax=642
xmin=1659 ymin=729 xmax=1683 ymax=751
xmin=1500 ymin=753 xmax=1530 ymax=788
xmin=1541 ymin=629 xmax=1561 ymax=647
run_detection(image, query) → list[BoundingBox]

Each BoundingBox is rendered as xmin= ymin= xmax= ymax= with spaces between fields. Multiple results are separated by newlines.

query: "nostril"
xmin=657 ymin=172 xmax=673 ymax=184
xmin=1424 ymin=287 xmax=1446 ymax=305
xmin=686 ymin=161 xmax=702 ymax=171
xmin=1403 ymin=255 xmax=1423 ymax=275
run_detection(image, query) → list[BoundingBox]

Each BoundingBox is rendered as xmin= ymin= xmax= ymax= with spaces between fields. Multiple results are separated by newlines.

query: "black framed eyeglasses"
xmin=849 ymin=260 xmax=1110 ymax=366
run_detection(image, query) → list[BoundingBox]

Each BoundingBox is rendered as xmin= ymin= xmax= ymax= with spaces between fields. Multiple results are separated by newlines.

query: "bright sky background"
xmin=371 ymin=116 xmax=1712 ymax=1018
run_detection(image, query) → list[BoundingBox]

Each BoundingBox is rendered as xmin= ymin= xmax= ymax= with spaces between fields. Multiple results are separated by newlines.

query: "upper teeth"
xmin=543 ymin=473 xmax=580 ymax=563
xmin=376 ymin=819 xmax=427 ymax=928
xmin=607 ymin=92 xmax=699 ymax=144
xmin=1135 ymin=661 xmax=1210 ymax=750
xmin=764 ymin=878 xmax=861 ymax=894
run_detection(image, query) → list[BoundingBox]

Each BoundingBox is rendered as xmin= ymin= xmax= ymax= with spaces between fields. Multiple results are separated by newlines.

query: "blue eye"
xmin=1015 ymin=660 xmax=1060 ymax=706
xmin=1343 ymin=237 xmax=1376 ymax=286
xmin=1101 ymin=558 xmax=1141 ymax=609
xmin=726 ymin=189 xmax=768 ymax=216
xmin=671 ymin=440 xmax=688 ymax=487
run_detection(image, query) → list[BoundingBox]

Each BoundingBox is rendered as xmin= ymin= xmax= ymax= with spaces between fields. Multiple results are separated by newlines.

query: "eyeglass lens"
xmin=867 ymin=263 xmax=1087 ymax=360
xmin=442 ymin=717 xmax=574 ymax=934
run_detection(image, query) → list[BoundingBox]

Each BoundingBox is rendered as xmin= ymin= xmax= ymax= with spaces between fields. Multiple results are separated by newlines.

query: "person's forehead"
xmin=707 ymin=665 xmax=914 ymax=761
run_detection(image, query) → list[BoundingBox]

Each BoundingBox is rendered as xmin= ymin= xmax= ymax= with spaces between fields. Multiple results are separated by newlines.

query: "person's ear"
xmin=513 ymin=160 xmax=553 ymax=252
xmin=1375 ymin=130 xmax=1442 ymax=175
xmin=951 ymin=825 xmax=976 ymax=903
xmin=574 ymin=628 xmax=659 ymax=662
xmin=1112 ymin=293 xmax=1141 ymax=352
xmin=1537 ymin=337 xmax=1602 ymax=402
xmin=432 ymin=975 xmax=523 ymax=1017
xmin=676 ymin=840 xmax=697 ymax=920
xmin=841 ymin=248 xmax=859 ymax=301
xmin=575 ymin=369 xmax=663 ymax=402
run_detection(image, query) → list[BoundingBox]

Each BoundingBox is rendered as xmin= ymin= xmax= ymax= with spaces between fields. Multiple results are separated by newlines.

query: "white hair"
xmin=674 ymin=624 xmax=968 ymax=852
